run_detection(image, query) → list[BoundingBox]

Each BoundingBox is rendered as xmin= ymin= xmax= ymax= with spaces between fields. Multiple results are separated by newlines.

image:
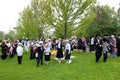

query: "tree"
xmin=16 ymin=0 xmax=96 ymax=39
xmin=49 ymin=0 xmax=96 ymax=38
xmin=16 ymin=0 xmax=51 ymax=39
xmin=117 ymin=4 xmax=120 ymax=33
xmin=79 ymin=5 xmax=119 ymax=37
xmin=0 ymin=31 xmax=5 ymax=41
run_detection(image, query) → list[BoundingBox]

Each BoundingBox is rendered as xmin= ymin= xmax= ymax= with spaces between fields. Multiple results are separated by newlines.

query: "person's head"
xmin=111 ymin=35 xmax=115 ymax=38
xmin=18 ymin=43 xmax=23 ymax=47
xmin=66 ymin=39 xmax=70 ymax=43
xmin=45 ymin=44 xmax=49 ymax=48
xmin=39 ymin=41 xmax=43 ymax=45
xmin=96 ymin=34 xmax=101 ymax=39
xmin=118 ymin=34 xmax=120 ymax=38
xmin=2 ymin=41 xmax=5 ymax=45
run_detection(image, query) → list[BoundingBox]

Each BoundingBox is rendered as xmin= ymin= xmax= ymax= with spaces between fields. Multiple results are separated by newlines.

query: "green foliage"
xmin=117 ymin=6 xmax=120 ymax=33
xmin=0 ymin=31 xmax=5 ymax=40
xmin=16 ymin=0 xmax=52 ymax=39
xmin=16 ymin=0 xmax=96 ymax=39
xmin=4 ymin=30 xmax=16 ymax=40
xmin=79 ymin=5 xmax=119 ymax=37
xmin=0 ymin=51 xmax=120 ymax=80
xmin=50 ymin=0 xmax=96 ymax=38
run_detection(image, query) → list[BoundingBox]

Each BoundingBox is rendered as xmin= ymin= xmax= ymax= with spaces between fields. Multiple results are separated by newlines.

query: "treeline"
xmin=0 ymin=0 xmax=120 ymax=41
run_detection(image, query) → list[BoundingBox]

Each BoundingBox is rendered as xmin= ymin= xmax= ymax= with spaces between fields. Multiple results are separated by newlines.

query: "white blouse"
xmin=16 ymin=46 xmax=23 ymax=56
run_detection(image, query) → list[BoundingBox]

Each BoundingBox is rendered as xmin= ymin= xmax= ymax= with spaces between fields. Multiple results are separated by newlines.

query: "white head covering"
xmin=39 ymin=41 xmax=43 ymax=44
xmin=18 ymin=43 xmax=23 ymax=46
xmin=111 ymin=35 xmax=115 ymax=38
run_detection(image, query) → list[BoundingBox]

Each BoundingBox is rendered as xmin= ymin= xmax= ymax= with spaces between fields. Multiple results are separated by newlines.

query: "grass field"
xmin=0 ymin=51 xmax=120 ymax=80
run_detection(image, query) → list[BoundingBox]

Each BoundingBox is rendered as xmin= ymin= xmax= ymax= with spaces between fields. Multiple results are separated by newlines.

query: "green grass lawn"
xmin=0 ymin=51 xmax=120 ymax=80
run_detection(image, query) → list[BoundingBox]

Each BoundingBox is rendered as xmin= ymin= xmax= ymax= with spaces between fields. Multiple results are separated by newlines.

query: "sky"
xmin=0 ymin=0 xmax=120 ymax=33
xmin=0 ymin=0 xmax=30 ymax=33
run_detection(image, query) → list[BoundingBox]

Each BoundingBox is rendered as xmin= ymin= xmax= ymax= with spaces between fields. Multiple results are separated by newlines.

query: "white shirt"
xmin=44 ymin=47 xmax=50 ymax=55
xmin=48 ymin=41 xmax=52 ymax=48
xmin=58 ymin=42 xmax=61 ymax=49
xmin=91 ymin=38 xmax=94 ymax=45
xmin=16 ymin=46 xmax=23 ymax=56
xmin=65 ymin=43 xmax=71 ymax=54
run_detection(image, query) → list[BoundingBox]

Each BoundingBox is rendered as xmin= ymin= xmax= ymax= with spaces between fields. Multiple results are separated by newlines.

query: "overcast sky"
xmin=0 ymin=0 xmax=120 ymax=33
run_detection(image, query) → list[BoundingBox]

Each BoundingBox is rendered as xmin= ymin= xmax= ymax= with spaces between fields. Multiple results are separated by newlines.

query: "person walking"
xmin=94 ymin=35 xmax=102 ymax=63
xmin=102 ymin=40 xmax=109 ymax=62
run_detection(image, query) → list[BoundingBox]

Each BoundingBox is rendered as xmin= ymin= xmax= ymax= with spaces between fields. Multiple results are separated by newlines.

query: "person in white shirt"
xmin=44 ymin=43 xmax=51 ymax=65
xmin=16 ymin=43 xmax=23 ymax=64
xmin=24 ymin=38 xmax=30 ymax=53
xmin=65 ymin=40 xmax=72 ymax=64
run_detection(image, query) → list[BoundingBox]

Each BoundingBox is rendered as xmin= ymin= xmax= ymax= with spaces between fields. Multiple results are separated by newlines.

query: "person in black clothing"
xmin=56 ymin=39 xmax=63 ymax=64
xmin=0 ymin=42 xmax=8 ymax=60
xmin=36 ymin=41 xmax=44 ymax=67
xmin=30 ymin=43 xmax=35 ymax=59
xmin=77 ymin=38 xmax=82 ymax=52
xmin=117 ymin=34 xmax=120 ymax=56
xmin=94 ymin=35 xmax=102 ymax=63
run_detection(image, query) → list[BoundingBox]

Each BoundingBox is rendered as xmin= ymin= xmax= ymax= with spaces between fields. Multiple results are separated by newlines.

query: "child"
xmin=65 ymin=40 xmax=72 ymax=64
xmin=44 ymin=44 xmax=51 ymax=65
xmin=102 ymin=41 xmax=109 ymax=62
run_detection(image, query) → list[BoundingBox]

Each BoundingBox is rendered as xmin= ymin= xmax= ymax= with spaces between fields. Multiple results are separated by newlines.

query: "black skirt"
xmin=45 ymin=55 xmax=50 ymax=61
xmin=56 ymin=48 xmax=63 ymax=58
xmin=65 ymin=50 xmax=70 ymax=60
xmin=56 ymin=51 xmax=63 ymax=58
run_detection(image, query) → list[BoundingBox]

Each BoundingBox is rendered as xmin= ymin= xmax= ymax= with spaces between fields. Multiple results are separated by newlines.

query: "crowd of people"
xmin=0 ymin=34 xmax=120 ymax=66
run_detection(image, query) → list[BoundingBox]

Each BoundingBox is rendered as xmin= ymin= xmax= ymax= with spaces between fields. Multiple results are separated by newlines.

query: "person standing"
xmin=117 ymin=34 xmax=120 ymax=56
xmin=36 ymin=41 xmax=44 ymax=67
xmin=65 ymin=40 xmax=72 ymax=64
xmin=94 ymin=35 xmax=102 ymax=63
xmin=81 ymin=37 xmax=87 ymax=52
xmin=24 ymin=38 xmax=30 ymax=53
xmin=102 ymin=40 xmax=109 ymax=62
xmin=89 ymin=37 xmax=95 ymax=52
xmin=16 ymin=43 xmax=23 ymax=64
xmin=56 ymin=39 xmax=63 ymax=64
xmin=9 ymin=43 xmax=14 ymax=58
xmin=0 ymin=42 xmax=8 ymax=60
xmin=109 ymin=35 xmax=117 ymax=58
xmin=30 ymin=42 xmax=34 ymax=60
xmin=44 ymin=44 xmax=51 ymax=65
